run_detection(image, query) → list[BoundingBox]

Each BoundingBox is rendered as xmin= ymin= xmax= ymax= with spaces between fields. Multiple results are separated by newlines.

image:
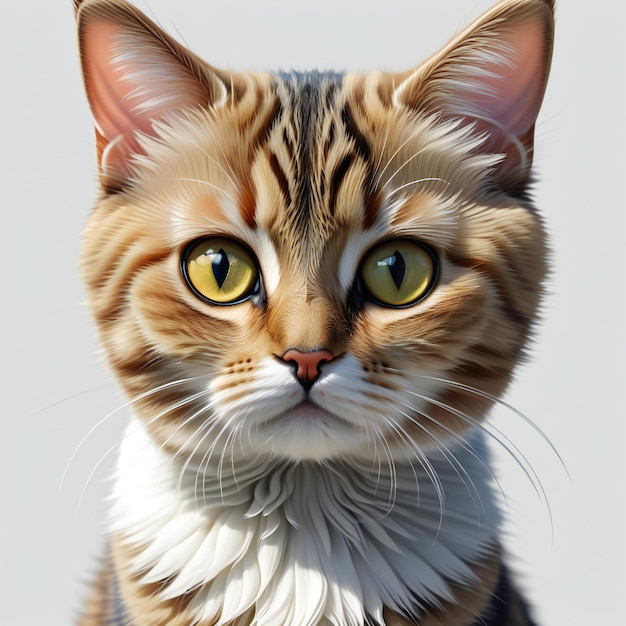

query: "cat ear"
xmin=76 ymin=0 xmax=229 ymax=189
xmin=393 ymin=0 xmax=554 ymax=192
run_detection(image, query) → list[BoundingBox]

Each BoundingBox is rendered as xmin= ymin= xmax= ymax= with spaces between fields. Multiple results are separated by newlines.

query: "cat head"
xmin=76 ymin=0 xmax=553 ymax=464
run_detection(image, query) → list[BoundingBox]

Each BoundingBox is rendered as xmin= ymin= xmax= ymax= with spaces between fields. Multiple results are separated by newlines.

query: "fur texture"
xmin=75 ymin=0 xmax=554 ymax=624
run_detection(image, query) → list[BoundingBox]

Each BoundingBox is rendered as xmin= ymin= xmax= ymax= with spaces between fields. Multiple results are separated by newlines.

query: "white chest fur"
xmin=110 ymin=417 xmax=501 ymax=626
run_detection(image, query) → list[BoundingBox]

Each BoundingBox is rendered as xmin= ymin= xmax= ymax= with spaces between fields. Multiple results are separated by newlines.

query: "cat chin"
xmin=251 ymin=402 xmax=373 ymax=462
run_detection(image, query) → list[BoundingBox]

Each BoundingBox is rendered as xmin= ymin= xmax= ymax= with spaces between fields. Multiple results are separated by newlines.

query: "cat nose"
xmin=282 ymin=348 xmax=334 ymax=390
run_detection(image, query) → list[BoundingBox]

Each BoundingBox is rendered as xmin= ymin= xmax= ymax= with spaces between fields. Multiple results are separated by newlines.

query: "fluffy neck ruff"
xmin=110 ymin=417 xmax=501 ymax=626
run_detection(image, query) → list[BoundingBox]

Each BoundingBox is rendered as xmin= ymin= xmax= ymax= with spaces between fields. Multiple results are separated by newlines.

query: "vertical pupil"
xmin=211 ymin=248 xmax=230 ymax=288
xmin=387 ymin=250 xmax=406 ymax=289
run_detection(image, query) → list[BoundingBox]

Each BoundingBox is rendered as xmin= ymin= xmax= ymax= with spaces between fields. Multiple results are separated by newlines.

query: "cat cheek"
xmin=351 ymin=280 xmax=491 ymax=374
xmin=126 ymin=265 xmax=242 ymax=358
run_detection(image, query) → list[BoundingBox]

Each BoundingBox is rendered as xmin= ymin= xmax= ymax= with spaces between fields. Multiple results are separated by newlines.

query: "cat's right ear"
xmin=392 ymin=0 xmax=554 ymax=194
xmin=76 ymin=0 xmax=229 ymax=191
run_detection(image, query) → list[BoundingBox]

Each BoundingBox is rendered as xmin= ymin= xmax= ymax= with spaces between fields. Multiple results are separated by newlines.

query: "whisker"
xmin=370 ymin=422 xmax=397 ymax=515
xmin=404 ymin=387 xmax=554 ymax=531
xmin=174 ymin=411 xmax=219 ymax=507
xmin=384 ymin=414 xmax=447 ymax=537
xmin=379 ymin=148 xmax=430 ymax=192
xmin=72 ymin=385 xmax=208 ymax=524
xmin=179 ymin=410 xmax=242 ymax=511
xmin=73 ymin=444 xmax=116 ymax=528
xmin=372 ymin=118 xmax=393 ymax=179
xmin=218 ymin=419 xmax=243 ymax=503
xmin=60 ymin=376 xmax=200 ymax=504
xmin=385 ymin=177 xmax=450 ymax=200
xmin=193 ymin=142 xmax=239 ymax=190
xmin=176 ymin=177 xmax=238 ymax=204
xmin=172 ymin=407 xmax=222 ymax=495
xmin=158 ymin=393 xmax=216 ymax=462
xmin=397 ymin=405 xmax=488 ymax=523
xmin=365 ymin=422 xmax=385 ymax=494
xmin=399 ymin=398 xmax=504 ymax=492
xmin=407 ymin=372 xmax=568 ymax=477
xmin=381 ymin=414 xmax=445 ymax=516
xmin=29 ymin=384 xmax=116 ymax=419
xmin=194 ymin=418 xmax=227 ymax=509
xmin=376 ymin=123 xmax=427 ymax=183
xmin=408 ymin=388 xmax=537 ymax=487
xmin=202 ymin=415 xmax=242 ymax=509
xmin=233 ymin=421 xmax=248 ymax=486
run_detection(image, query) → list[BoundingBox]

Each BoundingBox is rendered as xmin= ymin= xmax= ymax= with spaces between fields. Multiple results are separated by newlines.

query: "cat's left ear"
xmin=76 ymin=0 xmax=230 ymax=190
xmin=393 ymin=0 xmax=554 ymax=192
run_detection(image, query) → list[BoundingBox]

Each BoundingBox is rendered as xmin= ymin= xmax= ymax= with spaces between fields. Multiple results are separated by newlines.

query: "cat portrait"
xmin=3 ymin=0 xmax=623 ymax=625
xmin=73 ymin=0 xmax=555 ymax=623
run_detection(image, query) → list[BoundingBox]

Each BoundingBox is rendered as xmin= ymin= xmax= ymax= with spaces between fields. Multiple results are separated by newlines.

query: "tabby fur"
xmin=75 ymin=0 xmax=554 ymax=624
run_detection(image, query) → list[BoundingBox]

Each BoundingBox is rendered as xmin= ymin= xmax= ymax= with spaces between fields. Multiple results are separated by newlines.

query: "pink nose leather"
xmin=282 ymin=349 xmax=334 ymax=388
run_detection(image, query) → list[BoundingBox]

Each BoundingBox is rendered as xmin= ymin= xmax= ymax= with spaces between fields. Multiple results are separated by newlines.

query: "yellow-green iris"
xmin=183 ymin=238 xmax=257 ymax=304
xmin=360 ymin=240 xmax=437 ymax=307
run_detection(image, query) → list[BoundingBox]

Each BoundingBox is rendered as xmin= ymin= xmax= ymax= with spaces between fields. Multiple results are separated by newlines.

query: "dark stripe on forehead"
xmin=341 ymin=103 xmax=372 ymax=162
xmin=276 ymin=71 xmax=343 ymax=231
xmin=269 ymin=151 xmax=291 ymax=207
xmin=236 ymin=86 xmax=281 ymax=228
xmin=340 ymin=101 xmax=380 ymax=228
xmin=251 ymin=95 xmax=282 ymax=151
xmin=329 ymin=153 xmax=354 ymax=216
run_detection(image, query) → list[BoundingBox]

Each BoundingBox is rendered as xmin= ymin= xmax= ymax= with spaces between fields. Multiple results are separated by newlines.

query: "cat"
xmin=74 ymin=0 xmax=554 ymax=624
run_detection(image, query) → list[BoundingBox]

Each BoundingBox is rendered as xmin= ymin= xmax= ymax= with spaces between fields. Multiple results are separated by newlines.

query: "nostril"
xmin=282 ymin=348 xmax=334 ymax=390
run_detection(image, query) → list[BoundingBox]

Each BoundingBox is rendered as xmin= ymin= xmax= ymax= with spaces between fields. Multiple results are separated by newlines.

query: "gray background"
xmin=2 ymin=1 xmax=624 ymax=624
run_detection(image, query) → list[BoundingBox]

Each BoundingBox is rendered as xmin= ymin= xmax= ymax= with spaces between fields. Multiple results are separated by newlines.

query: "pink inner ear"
xmin=79 ymin=5 xmax=212 ymax=183
xmin=83 ymin=21 xmax=153 ymax=143
xmin=434 ymin=13 xmax=552 ymax=189
xmin=470 ymin=20 xmax=548 ymax=138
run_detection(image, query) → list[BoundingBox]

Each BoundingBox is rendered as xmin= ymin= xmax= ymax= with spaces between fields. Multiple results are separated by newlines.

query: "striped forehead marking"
xmin=274 ymin=72 xmax=342 ymax=232
xmin=265 ymin=72 xmax=380 ymax=235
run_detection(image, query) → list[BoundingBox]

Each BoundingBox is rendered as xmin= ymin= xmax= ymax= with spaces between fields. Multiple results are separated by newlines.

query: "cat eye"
xmin=359 ymin=240 xmax=438 ymax=308
xmin=181 ymin=237 xmax=259 ymax=305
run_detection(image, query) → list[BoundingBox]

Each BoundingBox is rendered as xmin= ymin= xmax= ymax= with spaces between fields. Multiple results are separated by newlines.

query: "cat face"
xmin=78 ymin=0 xmax=552 ymax=464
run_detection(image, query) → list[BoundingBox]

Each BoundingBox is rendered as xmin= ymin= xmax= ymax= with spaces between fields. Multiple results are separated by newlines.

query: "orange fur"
xmin=75 ymin=0 xmax=554 ymax=624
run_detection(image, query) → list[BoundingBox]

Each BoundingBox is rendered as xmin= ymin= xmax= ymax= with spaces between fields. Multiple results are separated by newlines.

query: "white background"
xmin=2 ymin=1 xmax=624 ymax=624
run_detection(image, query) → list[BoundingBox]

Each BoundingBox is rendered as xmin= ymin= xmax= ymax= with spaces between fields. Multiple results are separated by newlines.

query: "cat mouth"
xmin=264 ymin=399 xmax=351 ymax=431
xmin=280 ymin=400 xmax=340 ymax=424
xmin=261 ymin=400 xmax=358 ymax=461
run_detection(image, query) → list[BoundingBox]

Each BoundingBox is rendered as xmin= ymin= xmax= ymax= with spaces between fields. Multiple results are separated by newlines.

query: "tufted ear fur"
xmin=393 ymin=0 xmax=554 ymax=193
xmin=76 ymin=0 xmax=229 ymax=190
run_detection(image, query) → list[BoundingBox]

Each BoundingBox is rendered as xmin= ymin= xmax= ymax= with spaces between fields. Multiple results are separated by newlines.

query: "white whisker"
xmin=407 ymin=371 xmax=567 ymax=476
xmin=404 ymin=387 xmax=554 ymax=531
xmin=176 ymin=177 xmax=237 ymax=204
xmin=380 ymin=413 xmax=445 ymax=521
xmin=186 ymin=412 xmax=242 ymax=510
xmin=72 ymin=383 xmax=207 ymax=524
xmin=193 ymin=142 xmax=239 ymax=190
xmin=372 ymin=118 xmax=393 ymax=178
xmin=175 ymin=411 xmax=219 ymax=507
xmin=370 ymin=422 xmax=397 ymax=514
xmin=376 ymin=123 xmax=427 ymax=183
xmin=60 ymin=376 xmax=199 ymax=505
xmin=29 ymin=384 xmax=116 ymax=419
xmin=219 ymin=419 xmax=244 ymax=500
xmin=365 ymin=422 xmax=385 ymax=494
xmin=172 ymin=407 xmax=221 ymax=495
xmin=385 ymin=177 xmax=450 ymax=200
xmin=396 ymin=405 xmax=487 ymax=523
